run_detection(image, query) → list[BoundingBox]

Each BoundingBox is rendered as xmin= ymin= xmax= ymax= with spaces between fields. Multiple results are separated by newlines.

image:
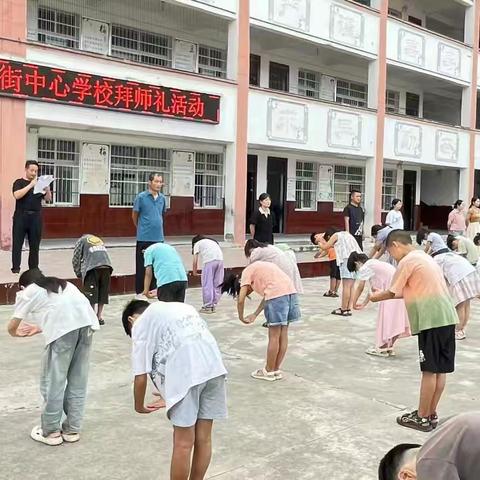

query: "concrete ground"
xmin=1 ymin=277 xmax=479 ymax=480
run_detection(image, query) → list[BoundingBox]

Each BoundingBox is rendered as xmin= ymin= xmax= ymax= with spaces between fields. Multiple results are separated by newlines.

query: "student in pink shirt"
xmin=221 ymin=261 xmax=300 ymax=382
xmin=447 ymin=200 xmax=466 ymax=235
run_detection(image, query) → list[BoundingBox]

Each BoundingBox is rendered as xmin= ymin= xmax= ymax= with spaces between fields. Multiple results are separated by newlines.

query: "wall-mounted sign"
xmin=317 ymin=165 xmax=333 ymax=202
xmin=172 ymin=151 xmax=195 ymax=197
xmin=81 ymin=18 xmax=109 ymax=55
xmin=173 ymin=39 xmax=198 ymax=73
xmin=398 ymin=29 xmax=425 ymax=67
xmin=437 ymin=43 xmax=461 ymax=78
xmin=436 ymin=130 xmax=459 ymax=162
xmin=394 ymin=122 xmax=422 ymax=158
xmin=0 ymin=59 xmax=220 ymax=123
xmin=286 ymin=177 xmax=297 ymax=201
xmin=329 ymin=5 xmax=364 ymax=48
xmin=80 ymin=144 xmax=110 ymax=194
xmin=327 ymin=109 xmax=361 ymax=149
xmin=269 ymin=0 xmax=310 ymax=32
xmin=320 ymin=75 xmax=336 ymax=101
xmin=267 ymin=98 xmax=308 ymax=143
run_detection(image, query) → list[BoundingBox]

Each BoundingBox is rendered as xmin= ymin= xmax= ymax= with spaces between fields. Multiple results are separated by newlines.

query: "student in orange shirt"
xmin=311 ymin=231 xmax=340 ymax=297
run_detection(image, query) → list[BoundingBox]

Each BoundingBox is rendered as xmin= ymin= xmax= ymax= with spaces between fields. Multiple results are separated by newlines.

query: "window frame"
xmin=37 ymin=6 xmax=80 ymax=49
xmin=386 ymin=89 xmax=400 ymax=114
xmin=298 ymin=68 xmax=321 ymax=99
xmin=332 ymin=164 xmax=366 ymax=211
xmin=382 ymin=168 xmax=398 ymax=212
xmin=295 ymin=161 xmax=318 ymax=211
xmin=269 ymin=61 xmax=290 ymax=92
xmin=250 ymin=54 xmax=261 ymax=86
xmin=335 ymin=79 xmax=368 ymax=108
xmin=198 ymin=44 xmax=227 ymax=79
xmin=194 ymin=152 xmax=224 ymax=209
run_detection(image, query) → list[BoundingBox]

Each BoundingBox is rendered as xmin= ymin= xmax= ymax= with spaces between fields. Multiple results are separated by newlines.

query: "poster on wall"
xmin=437 ymin=43 xmax=461 ymax=78
xmin=317 ymin=165 xmax=333 ymax=202
xmin=329 ymin=5 xmax=364 ymax=48
xmin=172 ymin=151 xmax=195 ymax=197
xmin=436 ymin=130 xmax=459 ymax=162
xmin=398 ymin=29 xmax=425 ymax=67
xmin=286 ymin=177 xmax=297 ymax=201
xmin=320 ymin=75 xmax=336 ymax=101
xmin=81 ymin=18 xmax=110 ymax=55
xmin=267 ymin=98 xmax=308 ymax=143
xmin=80 ymin=144 xmax=110 ymax=194
xmin=394 ymin=122 xmax=422 ymax=158
xmin=173 ymin=39 xmax=198 ymax=73
xmin=269 ymin=0 xmax=310 ymax=31
xmin=327 ymin=110 xmax=361 ymax=149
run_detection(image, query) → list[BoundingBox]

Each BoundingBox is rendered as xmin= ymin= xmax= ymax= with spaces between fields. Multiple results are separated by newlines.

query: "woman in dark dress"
xmin=249 ymin=193 xmax=275 ymax=244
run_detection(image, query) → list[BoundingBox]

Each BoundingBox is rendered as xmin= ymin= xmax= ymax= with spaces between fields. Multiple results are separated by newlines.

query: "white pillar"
xmin=367 ymin=59 xmax=379 ymax=109
xmin=461 ymin=86 xmax=473 ymax=127
xmin=256 ymin=151 xmax=268 ymax=197
xmin=464 ymin=5 xmax=475 ymax=46
xmin=364 ymin=156 xmax=377 ymax=237
xmin=227 ymin=19 xmax=239 ymax=80
xmin=223 ymin=143 xmax=236 ymax=240
xmin=459 ymin=167 xmax=471 ymax=203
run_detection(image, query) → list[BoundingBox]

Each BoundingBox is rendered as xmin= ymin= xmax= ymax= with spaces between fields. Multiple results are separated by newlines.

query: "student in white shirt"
xmin=192 ymin=235 xmax=224 ymax=314
xmin=385 ymin=199 xmax=404 ymax=231
xmin=7 ymin=268 xmax=99 ymax=446
xmin=417 ymin=229 xmax=448 ymax=256
xmin=122 ymin=300 xmax=227 ymax=480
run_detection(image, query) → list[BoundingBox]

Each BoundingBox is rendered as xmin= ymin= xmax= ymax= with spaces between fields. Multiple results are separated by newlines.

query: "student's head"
xmin=415 ymin=228 xmax=429 ymax=246
xmin=19 ymin=268 xmax=67 ymax=294
xmin=474 ymin=233 xmax=480 ymax=246
xmin=148 ymin=173 xmax=164 ymax=193
xmin=323 ymin=227 xmax=340 ymax=242
xmin=350 ymin=189 xmax=362 ymax=206
xmin=371 ymin=224 xmax=384 ymax=238
xmin=470 ymin=196 xmax=480 ymax=208
xmin=386 ymin=230 xmax=413 ymax=262
xmin=378 ymin=443 xmax=421 ymax=480
xmin=446 ymin=234 xmax=459 ymax=251
xmin=258 ymin=193 xmax=271 ymax=209
xmin=121 ymin=300 xmax=150 ymax=337
xmin=347 ymin=252 xmax=368 ymax=272
xmin=453 ymin=199 xmax=464 ymax=211
xmin=391 ymin=199 xmax=402 ymax=211
xmin=244 ymin=239 xmax=267 ymax=258
xmin=220 ymin=272 xmax=241 ymax=298
xmin=24 ymin=160 xmax=39 ymax=180
xmin=310 ymin=232 xmax=323 ymax=245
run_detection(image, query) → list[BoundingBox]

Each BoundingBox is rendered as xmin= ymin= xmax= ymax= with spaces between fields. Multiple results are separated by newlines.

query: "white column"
xmin=364 ymin=156 xmax=377 ymax=237
xmin=464 ymin=5 xmax=475 ymax=46
xmin=461 ymin=86 xmax=473 ymax=127
xmin=259 ymin=55 xmax=270 ymax=89
xmin=227 ymin=19 xmax=239 ymax=80
xmin=223 ymin=143 xmax=236 ymax=240
xmin=367 ymin=59 xmax=379 ymax=109
xmin=459 ymin=168 xmax=471 ymax=203
xmin=256 ymin=151 xmax=268 ymax=197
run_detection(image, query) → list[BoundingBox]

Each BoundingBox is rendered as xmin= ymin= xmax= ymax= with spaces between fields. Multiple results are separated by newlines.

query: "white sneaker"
xmin=30 ymin=426 xmax=63 ymax=446
xmin=62 ymin=432 xmax=80 ymax=443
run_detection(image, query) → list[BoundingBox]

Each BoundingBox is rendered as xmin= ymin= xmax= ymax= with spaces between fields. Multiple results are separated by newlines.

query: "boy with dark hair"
xmin=122 ymin=300 xmax=227 ymax=480
xmin=343 ymin=189 xmax=364 ymax=250
xmin=72 ymin=234 xmax=112 ymax=326
xmin=379 ymin=412 xmax=480 ymax=480
xmin=311 ymin=231 xmax=340 ymax=297
xmin=370 ymin=229 xmax=457 ymax=432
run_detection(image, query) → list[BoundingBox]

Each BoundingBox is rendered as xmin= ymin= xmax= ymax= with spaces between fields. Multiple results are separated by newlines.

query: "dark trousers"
xmin=12 ymin=211 xmax=42 ymax=272
xmin=157 ymin=281 xmax=187 ymax=302
xmin=354 ymin=235 xmax=363 ymax=251
xmin=135 ymin=241 xmax=158 ymax=294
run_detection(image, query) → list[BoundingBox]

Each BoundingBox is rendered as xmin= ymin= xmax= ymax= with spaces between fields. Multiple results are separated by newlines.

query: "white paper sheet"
xmin=34 ymin=175 xmax=54 ymax=194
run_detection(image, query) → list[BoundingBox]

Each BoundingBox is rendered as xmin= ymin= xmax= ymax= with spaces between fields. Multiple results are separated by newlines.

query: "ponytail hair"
xmin=220 ymin=272 xmax=241 ymax=298
xmin=416 ymin=228 xmax=429 ymax=246
xmin=244 ymin=239 xmax=267 ymax=258
xmin=347 ymin=252 xmax=368 ymax=272
xmin=19 ymin=268 xmax=67 ymax=294
xmin=474 ymin=234 xmax=480 ymax=247
xmin=453 ymin=199 xmax=463 ymax=210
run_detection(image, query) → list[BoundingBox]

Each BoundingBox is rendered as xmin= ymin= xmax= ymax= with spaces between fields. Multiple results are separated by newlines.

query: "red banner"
xmin=0 ymin=59 xmax=220 ymax=123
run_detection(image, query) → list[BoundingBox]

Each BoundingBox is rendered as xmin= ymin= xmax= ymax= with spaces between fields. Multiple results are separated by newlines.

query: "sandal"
xmin=251 ymin=368 xmax=276 ymax=382
xmin=331 ymin=292 xmax=339 ymax=297
xmin=30 ymin=426 xmax=63 ymax=446
xmin=331 ymin=308 xmax=350 ymax=317
xmin=365 ymin=347 xmax=390 ymax=357
xmin=345 ymin=310 xmax=352 ymax=316
xmin=61 ymin=432 xmax=80 ymax=443
xmin=323 ymin=291 xmax=334 ymax=297
xmin=273 ymin=370 xmax=283 ymax=380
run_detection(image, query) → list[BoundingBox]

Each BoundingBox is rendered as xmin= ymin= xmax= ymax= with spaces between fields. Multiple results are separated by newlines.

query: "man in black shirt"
xmin=343 ymin=189 xmax=364 ymax=250
xmin=11 ymin=160 xmax=52 ymax=273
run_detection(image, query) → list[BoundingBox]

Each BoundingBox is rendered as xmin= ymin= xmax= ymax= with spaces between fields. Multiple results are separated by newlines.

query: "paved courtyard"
xmin=1 ymin=277 xmax=479 ymax=480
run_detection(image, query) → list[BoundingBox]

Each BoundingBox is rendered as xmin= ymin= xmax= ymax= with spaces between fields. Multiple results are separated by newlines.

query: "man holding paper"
xmin=11 ymin=161 xmax=53 ymax=273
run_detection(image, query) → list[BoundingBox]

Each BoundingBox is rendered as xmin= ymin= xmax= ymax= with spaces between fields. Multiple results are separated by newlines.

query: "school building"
xmin=1 ymin=0 xmax=480 ymax=248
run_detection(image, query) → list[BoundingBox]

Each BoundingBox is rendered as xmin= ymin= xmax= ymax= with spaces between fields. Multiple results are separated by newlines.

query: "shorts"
xmin=418 ymin=325 xmax=455 ymax=373
xmin=329 ymin=260 xmax=341 ymax=280
xmin=83 ymin=267 xmax=112 ymax=305
xmin=168 ymin=375 xmax=227 ymax=427
xmin=157 ymin=281 xmax=187 ymax=302
xmin=264 ymin=294 xmax=300 ymax=327
xmin=339 ymin=262 xmax=355 ymax=280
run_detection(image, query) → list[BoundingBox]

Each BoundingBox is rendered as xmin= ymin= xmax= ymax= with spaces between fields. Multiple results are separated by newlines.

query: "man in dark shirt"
xmin=11 ymin=160 xmax=52 ymax=273
xmin=343 ymin=189 xmax=364 ymax=250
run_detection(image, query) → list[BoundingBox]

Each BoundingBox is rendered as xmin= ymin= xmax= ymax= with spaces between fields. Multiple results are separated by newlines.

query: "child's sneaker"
xmin=365 ymin=346 xmax=390 ymax=357
xmin=396 ymin=410 xmax=433 ymax=432
xmin=430 ymin=412 xmax=439 ymax=429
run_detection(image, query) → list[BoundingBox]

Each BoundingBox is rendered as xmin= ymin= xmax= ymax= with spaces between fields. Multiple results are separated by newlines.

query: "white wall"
xmin=420 ymin=169 xmax=459 ymax=205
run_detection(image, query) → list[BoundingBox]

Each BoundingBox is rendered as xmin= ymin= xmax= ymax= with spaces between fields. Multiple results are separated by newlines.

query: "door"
xmin=246 ymin=155 xmax=258 ymax=232
xmin=403 ymin=170 xmax=417 ymax=231
xmin=266 ymin=157 xmax=288 ymax=234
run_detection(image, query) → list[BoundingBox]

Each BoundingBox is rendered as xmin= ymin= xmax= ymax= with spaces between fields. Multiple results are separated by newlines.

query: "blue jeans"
xmin=264 ymin=294 xmax=301 ymax=327
xmin=40 ymin=326 xmax=93 ymax=435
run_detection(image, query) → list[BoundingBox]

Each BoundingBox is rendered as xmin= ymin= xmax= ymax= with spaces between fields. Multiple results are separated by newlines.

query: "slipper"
xmin=61 ymin=432 xmax=80 ymax=443
xmin=251 ymin=368 xmax=276 ymax=382
xmin=331 ymin=308 xmax=349 ymax=317
xmin=323 ymin=291 xmax=334 ymax=297
xmin=273 ymin=370 xmax=283 ymax=380
xmin=30 ymin=426 xmax=63 ymax=446
xmin=365 ymin=347 xmax=390 ymax=357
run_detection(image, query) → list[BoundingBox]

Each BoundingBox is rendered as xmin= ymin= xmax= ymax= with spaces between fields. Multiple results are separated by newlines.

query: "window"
xmin=295 ymin=161 xmax=317 ymax=210
xmin=298 ymin=69 xmax=321 ymax=99
xmin=382 ymin=169 xmax=398 ymax=211
xmin=198 ymin=45 xmax=227 ymax=78
xmin=333 ymin=165 xmax=365 ymax=210
xmin=37 ymin=138 xmax=80 ymax=205
xmin=37 ymin=7 xmax=80 ymax=49
xmin=388 ymin=8 xmax=402 ymax=19
xmin=386 ymin=90 xmax=400 ymax=114
xmin=194 ymin=153 xmax=224 ymax=208
xmin=269 ymin=62 xmax=289 ymax=92
xmin=336 ymin=79 xmax=367 ymax=108
xmin=111 ymin=25 xmax=172 ymax=67
xmin=408 ymin=16 xmax=423 ymax=27
xmin=110 ymin=146 xmax=170 ymax=207
xmin=354 ymin=0 xmax=371 ymax=5
xmin=250 ymin=54 xmax=261 ymax=86
xmin=406 ymin=92 xmax=420 ymax=117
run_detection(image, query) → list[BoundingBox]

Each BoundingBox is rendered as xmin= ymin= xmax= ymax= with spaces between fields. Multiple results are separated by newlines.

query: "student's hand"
xmin=16 ymin=323 xmax=42 ymax=337
xmin=368 ymin=293 xmax=380 ymax=303
xmin=135 ymin=404 xmax=161 ymax=414
xmin=192 ymin=271 xmax=200 ymax=277
xmin=314 ymin=251 xmax=321 ymax=259
xmin=242 ymin=314 xmax=256 ymax=324
xmin=29 ymin=177 xmax=38 ymax=188
xmin=146 ymin=397 xmax=166 ymax=410
xmin=144 ymin=290 xmax=156 ymax=299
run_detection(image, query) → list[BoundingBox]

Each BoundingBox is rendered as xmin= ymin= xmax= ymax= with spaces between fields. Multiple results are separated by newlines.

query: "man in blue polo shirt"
xmin=132 ymin=173 xmax=167 ymax=295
